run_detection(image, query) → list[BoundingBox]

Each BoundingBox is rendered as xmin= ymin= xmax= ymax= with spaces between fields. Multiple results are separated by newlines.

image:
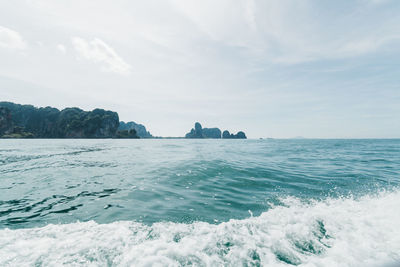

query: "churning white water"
xmin=1 ymin=190 xmax=399 ymax=267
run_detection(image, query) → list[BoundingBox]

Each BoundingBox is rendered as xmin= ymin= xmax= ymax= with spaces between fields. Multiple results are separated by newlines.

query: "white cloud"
xmin=0 ymin=26 xmax=27 ymax=50
xmin=338 ymin=35 xmax=400 ymax=56
xmin=170 ymin=0 xmax=400 ymax=64
xmin=71 ymin=37 xmax=131 ymax=75
xmin=57 ymin=44 xmax=66 ymax=54
xmin=368 ymin=0 xmax=390 ymax=4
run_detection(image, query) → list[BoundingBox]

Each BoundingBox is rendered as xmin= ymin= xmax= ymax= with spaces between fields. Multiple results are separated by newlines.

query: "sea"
xmin=0 ymin=139 xmax=399 ymax=266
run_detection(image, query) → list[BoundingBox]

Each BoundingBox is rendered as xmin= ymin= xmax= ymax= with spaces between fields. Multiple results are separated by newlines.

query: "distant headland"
xmin=0 ymin=102 xmax=246 ymax=139
xmin=0 ymin=102 xmax=148 ymax=139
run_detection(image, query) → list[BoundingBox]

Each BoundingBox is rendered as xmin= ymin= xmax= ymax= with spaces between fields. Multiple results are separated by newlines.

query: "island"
xmin=0 ymin=102 xmax=148 ymax=139
xmin=185 ymin=122 xmax=246 ymax=139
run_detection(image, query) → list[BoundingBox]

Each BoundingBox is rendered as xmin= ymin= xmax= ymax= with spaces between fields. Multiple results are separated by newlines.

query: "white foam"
xmin=1 ymin=190 xmax=400 ymax=266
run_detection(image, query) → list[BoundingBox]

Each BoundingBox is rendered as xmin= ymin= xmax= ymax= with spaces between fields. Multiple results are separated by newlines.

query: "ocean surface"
xmin=0 ymin=139 xmax=399 ymax=266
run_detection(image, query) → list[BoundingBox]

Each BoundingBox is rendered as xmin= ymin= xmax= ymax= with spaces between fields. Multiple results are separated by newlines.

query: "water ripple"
xmin=0 ymin=139 xmax=399 ymax=229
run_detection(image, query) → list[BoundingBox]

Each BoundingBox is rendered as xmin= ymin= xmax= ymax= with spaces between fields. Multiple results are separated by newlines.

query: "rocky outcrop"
xmin=222 ymin=130 xmax=247 ymax=139
xmin=185 ymin=122 xmax=246 ymax=139
xmin=222 ymin=130 xmax=231 ymax=139
xmin=0 ymin=102 xmax=119 ymax=138
xmin=202 ymin=128 xmax=222 ymax=139
xmin=236 ymin=131 xmax=247 ymax=139
xmin=118 ymin=121 xmax=152 ymax=138
xmin=186 ymin=122 xmax=206 ymax=138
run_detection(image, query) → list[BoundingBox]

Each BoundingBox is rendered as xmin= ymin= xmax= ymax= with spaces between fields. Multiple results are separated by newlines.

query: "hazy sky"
xmin=0 ymin=0 xmax=399 ymax=138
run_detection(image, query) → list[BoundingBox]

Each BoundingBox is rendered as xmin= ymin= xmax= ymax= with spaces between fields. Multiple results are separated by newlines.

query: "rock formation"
xmin=118 ymin=121 xmax=152 ymax=138
xmin=185 ymin=122 xmax=246 ymax=139
xmin=222 ymin=130 xmax=247 ymax=139
xmin=222 ymin=130 xmax=231 ymax=139
xmin=185 ymin=122 xmax=222 ymax=138
xmin=202 ymin=128 xmax=222 ymax=139
xmin=185 ymin=122 xmax=205 ymax=138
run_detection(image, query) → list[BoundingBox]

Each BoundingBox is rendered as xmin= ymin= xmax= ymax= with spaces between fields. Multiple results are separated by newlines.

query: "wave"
xmin=0 ymin=190 xmax=399 ymax=266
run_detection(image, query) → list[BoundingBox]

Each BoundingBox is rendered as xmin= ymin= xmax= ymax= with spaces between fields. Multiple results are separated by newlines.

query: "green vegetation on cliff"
xmin=0 ymin=102 xmax=119 ymax=138
xmin=118 ymin=121 xmax=152 ymax=138
xmin=115 ymin=129 xmax=139 ymax=139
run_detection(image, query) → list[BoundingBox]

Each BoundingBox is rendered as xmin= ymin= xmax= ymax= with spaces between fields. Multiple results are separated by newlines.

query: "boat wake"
xmin=1 ymin=190 xmax=399 ymax=266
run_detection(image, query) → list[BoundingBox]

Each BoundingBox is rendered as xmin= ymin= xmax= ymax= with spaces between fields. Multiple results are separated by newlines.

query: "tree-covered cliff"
xmin=118 ymin=121 xmax=152 ymax=138
xmin=0 ymin=102 xmax=120 ymax=138
xmin=0 ymin=107 xmax=13 ymax=136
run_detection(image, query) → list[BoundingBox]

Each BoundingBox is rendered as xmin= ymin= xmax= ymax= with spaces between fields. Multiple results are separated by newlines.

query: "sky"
xmin=0 ymin=0 xmax=399 ymax=138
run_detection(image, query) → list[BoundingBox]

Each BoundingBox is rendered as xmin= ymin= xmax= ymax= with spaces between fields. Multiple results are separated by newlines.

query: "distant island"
xmin=0 ymin=102 xmax=247 ymax=139
xmin=185 ymin=122 xmax=246 ymax=139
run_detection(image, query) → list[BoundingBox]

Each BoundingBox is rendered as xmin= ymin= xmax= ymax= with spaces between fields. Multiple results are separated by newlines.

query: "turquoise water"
xmin=0 ymin=139 xmax=399 ymax=266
